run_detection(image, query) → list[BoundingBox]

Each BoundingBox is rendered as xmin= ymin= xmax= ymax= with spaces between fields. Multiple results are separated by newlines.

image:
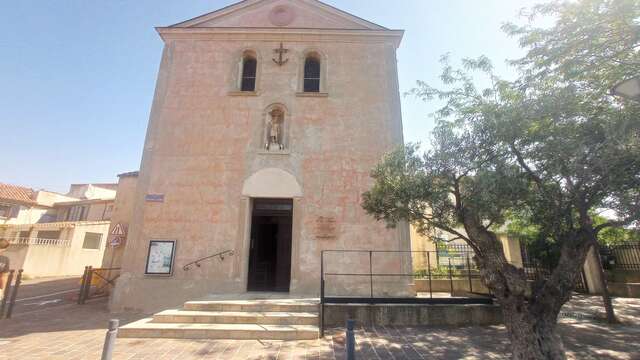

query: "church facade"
xmin=111 ymin=0 xmax=409 ymax=312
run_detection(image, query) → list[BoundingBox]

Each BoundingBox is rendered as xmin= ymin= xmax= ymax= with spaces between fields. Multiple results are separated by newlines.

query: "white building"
xmin=0 ymin=182 xmax=117 ymax=277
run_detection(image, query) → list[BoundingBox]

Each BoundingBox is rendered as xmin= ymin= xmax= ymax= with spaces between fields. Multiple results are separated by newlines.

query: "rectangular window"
xmin=82 ymin=232 xmax=102 ymax=250
xmin=241 ymin=57 xmax=257 ymax=92
xmin=37 ymin=231 xmax=60 ymax=240
xmin=103 ymin=204 xmax=114 ymax=220
xmin=303 ymin=57 xmax=321 ymax=93
xmin=65 ymin=207 xmax=74 ymax=221
xmin=0 ymin=204 xmax=12 ymax=218
xmin=241 ymin=77 xmax=256 ymax=92
xmin=40 ymin=213 xmax=57 ymax=223
xmin=65 ymin=205 xmax=89 ymax=221
xmin=78 ymin=206 xmax=87 ymax=221
xmin=304 ymin=79 xmax=320 ymax=92
xmin=36 ymin=231 xmax=60 ymax=244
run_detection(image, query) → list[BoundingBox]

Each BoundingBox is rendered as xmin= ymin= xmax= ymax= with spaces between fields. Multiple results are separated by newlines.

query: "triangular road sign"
xmin=111 ymin=223 xmax=127 ymax=236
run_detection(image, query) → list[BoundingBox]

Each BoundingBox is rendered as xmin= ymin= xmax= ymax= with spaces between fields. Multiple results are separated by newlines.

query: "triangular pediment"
xmin=171 ymin=0 xmax=387 ymax=30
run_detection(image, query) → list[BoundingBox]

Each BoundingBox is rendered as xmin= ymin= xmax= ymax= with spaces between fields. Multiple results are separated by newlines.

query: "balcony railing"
xmin=3 ymin=237 xmax=71 ymax=247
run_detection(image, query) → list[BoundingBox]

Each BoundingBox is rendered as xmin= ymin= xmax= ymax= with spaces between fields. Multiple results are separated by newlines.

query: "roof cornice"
xmin=156 ymin=27 xmax=404 ymax=48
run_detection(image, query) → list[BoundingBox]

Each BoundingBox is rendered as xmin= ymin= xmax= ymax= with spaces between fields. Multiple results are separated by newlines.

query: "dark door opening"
xmin=247 ymin=198 xmax=292 ymax=292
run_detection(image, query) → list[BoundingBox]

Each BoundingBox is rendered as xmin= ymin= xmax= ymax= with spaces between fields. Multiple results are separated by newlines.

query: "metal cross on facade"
xmin=272 ymin=42 xmax=289 ymax=66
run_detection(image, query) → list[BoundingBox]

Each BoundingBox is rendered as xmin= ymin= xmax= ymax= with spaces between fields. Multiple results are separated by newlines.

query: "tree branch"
xmin=509 ymin=143 xmax=542 ymax=181
xmin=456 ymin=148 xmax=504 ymax=182
xmin=441 ymin=236 xmax=465 ymax=243
xmin=484 ymin=218 xmax=496 ymax=231
xmin=452 ymin=177 xmax=463 ymax=213
xmin=421 ymin=214 xmax=471 ymax=243
xmin=594 ymin=220 xmax=627 ymax=234
xmin=510 ymin=143 xmax=543 ymax=188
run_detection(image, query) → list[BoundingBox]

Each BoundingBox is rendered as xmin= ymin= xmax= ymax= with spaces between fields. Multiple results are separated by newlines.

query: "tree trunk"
xmin=501 ymin=298 xmax=566 ymax=360
xmin=459 ymin=214 xmax=595 ymax=360
xmin=591 ymin=243 xmax=617 ymax=323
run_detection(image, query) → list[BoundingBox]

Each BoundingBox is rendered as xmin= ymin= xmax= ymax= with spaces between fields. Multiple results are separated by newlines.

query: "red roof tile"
xmin=0 ymin=182 xmax=36 ymax=204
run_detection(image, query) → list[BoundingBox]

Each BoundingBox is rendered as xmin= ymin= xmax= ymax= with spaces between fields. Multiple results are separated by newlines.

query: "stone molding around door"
xmin=242 ymin=168 xmax=302 ymax=199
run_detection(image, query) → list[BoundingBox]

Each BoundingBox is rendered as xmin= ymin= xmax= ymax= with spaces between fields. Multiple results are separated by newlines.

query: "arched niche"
xmin=263 ymin=103 xmax=290 ymax=151
xmin=241 ymin=168 xmax=302 ymax=198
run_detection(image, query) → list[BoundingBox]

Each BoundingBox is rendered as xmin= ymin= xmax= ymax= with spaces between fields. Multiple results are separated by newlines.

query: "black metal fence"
xmin=520 ymin=246 xmax=589 ymax=293
xmin=600 ymin=242 xmax=640 ymax=271
xmin=321 ymin=249 xmax=490 ymax=300
xmin=1 ymin=269 xmax=23 ymax=319
xmin=319 ymin=249 xmax=493 ymax=336
xmin=78 ymin=266 xmax=121 ymax=304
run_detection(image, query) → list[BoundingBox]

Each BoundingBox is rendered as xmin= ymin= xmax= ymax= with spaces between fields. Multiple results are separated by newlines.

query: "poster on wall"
xmin=145 ymin=240 xmax=176 ymax=275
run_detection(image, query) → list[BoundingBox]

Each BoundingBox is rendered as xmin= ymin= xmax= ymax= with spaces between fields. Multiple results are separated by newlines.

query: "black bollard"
xmin=346 ymin=319 xmax=356 ymax=360
xmin=0 ymin=270 xmax=14 ymax=318
xmin=101 ymin=319 xmax=119 ymax=360
xmin=5 ymin=269 xmax=22 ymax=319
xmin=78 ymin=266 xmax=88 ymax=305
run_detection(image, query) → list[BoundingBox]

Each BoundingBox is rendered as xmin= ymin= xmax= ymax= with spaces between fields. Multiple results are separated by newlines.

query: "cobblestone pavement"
xmin=0 ymin=296 xmax=638 ymax=359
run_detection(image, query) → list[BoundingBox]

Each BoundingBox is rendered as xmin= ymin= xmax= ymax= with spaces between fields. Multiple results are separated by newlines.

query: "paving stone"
xmin=0 ymin=296 xmax=639 ymax=359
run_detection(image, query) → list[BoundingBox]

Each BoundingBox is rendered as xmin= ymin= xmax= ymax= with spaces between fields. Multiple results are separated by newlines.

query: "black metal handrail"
xmin=183 ymin=249 xmax=234 ymax=271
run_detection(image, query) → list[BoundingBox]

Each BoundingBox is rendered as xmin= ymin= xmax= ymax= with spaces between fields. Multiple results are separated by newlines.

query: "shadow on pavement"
xmin=0 ymin=298 xmax=147 ymax=339
xmin=14 ymin=276 xmax=80 ymax=300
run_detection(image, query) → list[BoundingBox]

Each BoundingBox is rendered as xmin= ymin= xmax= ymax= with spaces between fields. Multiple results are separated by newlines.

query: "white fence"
xmin=3 ymin=237 xmax=72 ymax=247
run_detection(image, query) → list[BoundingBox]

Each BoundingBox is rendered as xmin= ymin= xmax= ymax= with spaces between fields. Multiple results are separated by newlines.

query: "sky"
xmin=0 ymin=0 xmax=544 ymax=193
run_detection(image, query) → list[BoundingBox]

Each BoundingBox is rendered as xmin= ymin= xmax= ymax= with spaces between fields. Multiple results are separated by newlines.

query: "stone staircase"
xmin=118 ymin=298 xmax=320 ymax=340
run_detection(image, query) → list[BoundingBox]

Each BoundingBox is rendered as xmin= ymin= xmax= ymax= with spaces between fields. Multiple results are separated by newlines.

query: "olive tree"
xmin=362 ymin=1 xmax=640 ymax=358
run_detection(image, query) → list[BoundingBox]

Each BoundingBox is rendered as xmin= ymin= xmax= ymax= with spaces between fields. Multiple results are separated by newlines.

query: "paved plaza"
xmin=0 ymin=295 xmax=638 ymax=359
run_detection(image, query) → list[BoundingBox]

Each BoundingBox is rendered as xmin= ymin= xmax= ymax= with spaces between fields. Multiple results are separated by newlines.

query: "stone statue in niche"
xmin=266 ymin=108 xmax=285 ymax=151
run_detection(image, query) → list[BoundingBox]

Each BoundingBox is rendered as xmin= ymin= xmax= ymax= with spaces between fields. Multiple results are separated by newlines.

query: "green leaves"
xmin=505 ymin=0 xmax=640 ymax=96
xmin=362 ymin=144 xmax=456 ymax=232
xmin=363 ymin=0 xmax=640 ymax=259
xmin=362 ymin=3 xmax=640 ymax=349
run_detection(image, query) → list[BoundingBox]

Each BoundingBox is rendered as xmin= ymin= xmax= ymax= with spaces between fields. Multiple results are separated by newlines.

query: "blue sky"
xmin=0 ymin=0 xmax=542 ymax=193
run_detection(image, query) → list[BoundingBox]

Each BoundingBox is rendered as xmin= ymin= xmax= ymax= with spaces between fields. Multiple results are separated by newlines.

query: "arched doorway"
xmin=242 ymin=168 xmax=302 ymax=292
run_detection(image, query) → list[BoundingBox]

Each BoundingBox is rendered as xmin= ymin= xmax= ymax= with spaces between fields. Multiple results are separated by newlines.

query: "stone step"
xmin=118 ymin=318 xmax=319 ymax=340
xmin=183 ymin=300 xmax=319 ymax=313
xmin=153 ymin=309 xmax=319 ymax=325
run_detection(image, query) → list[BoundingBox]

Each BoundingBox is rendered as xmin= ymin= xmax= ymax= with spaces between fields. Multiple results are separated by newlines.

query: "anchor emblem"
xmin=272 ymin=42 xmax=289 ymax=66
